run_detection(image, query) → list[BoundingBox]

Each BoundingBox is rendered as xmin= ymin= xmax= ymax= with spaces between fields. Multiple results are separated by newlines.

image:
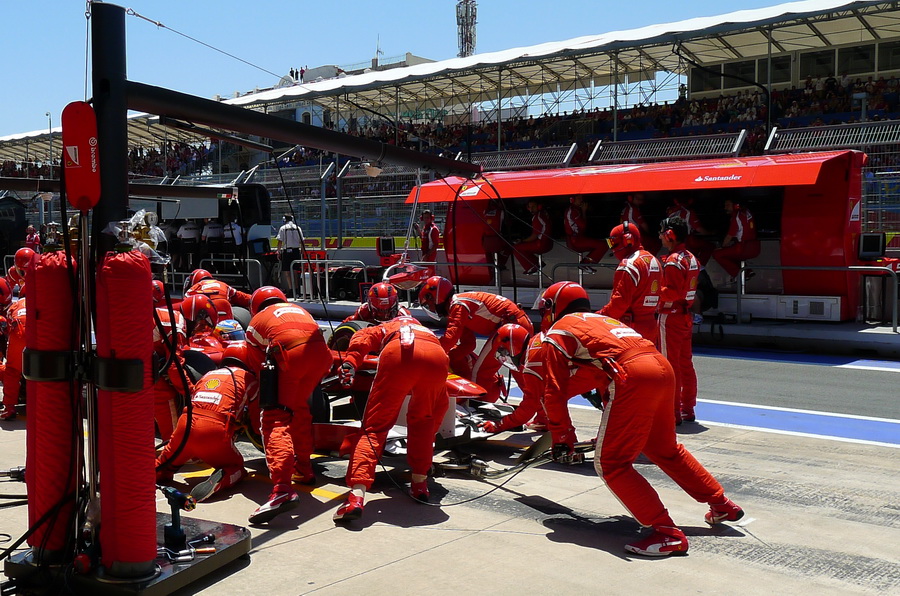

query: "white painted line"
xmin=837 ymin=363 xmax=900 ymax=373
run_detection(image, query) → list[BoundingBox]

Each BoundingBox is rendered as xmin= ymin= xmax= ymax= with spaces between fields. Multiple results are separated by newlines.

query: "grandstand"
xmin=2 ymin=0 xmax=900 ymax=239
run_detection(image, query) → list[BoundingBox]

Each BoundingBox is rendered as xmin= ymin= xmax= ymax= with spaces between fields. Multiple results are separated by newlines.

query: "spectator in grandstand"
xmin=513 ymin=199 xmax=552 ymax=275
xmin=621 ymin=193 xmax=661 ymax=256
xmin=712 ymin=199 xmax=760 ymax=284
xmin=24 ymin=225 xmax=40 ymax=253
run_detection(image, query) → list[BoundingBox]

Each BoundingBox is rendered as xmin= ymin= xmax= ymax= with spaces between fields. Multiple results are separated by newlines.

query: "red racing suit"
xmin=541 ymin=312 xmax=726 ymax=529
xmin=185 ymin=279 xmax=252 ymax=320
xmin=658 ymin=246 xmax=700 ymax=420
xmin=712 ymin=206 xmax=760 ymax=277
xmin=2 ymin=299 xmax=26 ymax=414
xmin=513 ymin=208 xmax=552 ymax=272
xmin=152 ymin=307 xmax=193 ymax=440
xmin=342 ymin=317 xmax=450 ymax=490
xmin=341 ymin=303 xmax=411 ymax=326
xmin=246 ymin=301 xmax=332 ymax=488
xmin=564 ymin=205 xmax=606 ymax=263
xmin=419 ymin=221 xmax=441 ymax=263
xmin=156 ymin=366 xmax=258 ymax=484
xmin=599 ymin=249 xmax=662 ymax=344
xmin=440 ymin=291 xmax=533 ymax=401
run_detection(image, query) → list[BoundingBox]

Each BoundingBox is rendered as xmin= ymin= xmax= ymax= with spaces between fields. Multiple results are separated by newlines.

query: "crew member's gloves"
xmin=480 ymin=420 xmax=503 ymax=434
xmin=551 ymin=429 xmax=582 ymax=465
xmin=339 ymin=362 xmax=355 ymax=388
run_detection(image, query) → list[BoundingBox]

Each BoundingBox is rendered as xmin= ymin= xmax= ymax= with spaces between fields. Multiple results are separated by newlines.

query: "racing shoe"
xmin=248 ymin=488 xmax=299 ymax=524
xmin=624 ymin=526 xmax=688 ymax=557
xmin=409 ymin=480 xmax=430 ymax=503
xmin=291 ymin=470 xmax=316 ymax=486
xmin=192 ymin=467 xmax=247 ymax=503
xmin=681 ymin=409 xmax=696 ymax=423
xmin=0 ymin=408 xmax=16 ymax=421
xmin=333 ymin=494 xmax=364 ymax=522
xmin=705 ymin=497 xmax=744 ymax=525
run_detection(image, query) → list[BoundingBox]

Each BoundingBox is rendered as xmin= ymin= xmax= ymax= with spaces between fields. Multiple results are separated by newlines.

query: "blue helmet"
xmin=214 ymin=319 xmax=246 ymax=343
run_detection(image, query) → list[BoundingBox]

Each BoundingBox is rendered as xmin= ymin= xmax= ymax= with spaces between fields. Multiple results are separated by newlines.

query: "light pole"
xmin=46 ymin=111 xmax=53 ymax=179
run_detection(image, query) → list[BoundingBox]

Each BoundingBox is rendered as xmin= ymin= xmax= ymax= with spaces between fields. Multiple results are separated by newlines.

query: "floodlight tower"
xmin=457 ymin=0 xmax=477 ymax=58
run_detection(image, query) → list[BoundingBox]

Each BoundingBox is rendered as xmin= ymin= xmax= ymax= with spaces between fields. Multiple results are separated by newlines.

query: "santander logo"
xmin=694 ymin=174 xmax=742 ymax=182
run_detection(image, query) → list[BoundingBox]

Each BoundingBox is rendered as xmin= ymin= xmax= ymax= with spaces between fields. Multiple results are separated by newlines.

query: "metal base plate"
xmin=3 ymin=513 xmax=251 ymax=595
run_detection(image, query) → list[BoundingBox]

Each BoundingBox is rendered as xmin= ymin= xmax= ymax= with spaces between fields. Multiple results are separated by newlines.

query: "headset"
xmin=622 ymin=220 xmax=634 ymax=247
xmin=660 ymin=218 xmax=677 ymax=243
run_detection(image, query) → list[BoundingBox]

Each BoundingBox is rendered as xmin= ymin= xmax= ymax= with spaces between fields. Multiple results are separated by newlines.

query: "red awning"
xmin=407 ymin=150 xmax=856 ymax=203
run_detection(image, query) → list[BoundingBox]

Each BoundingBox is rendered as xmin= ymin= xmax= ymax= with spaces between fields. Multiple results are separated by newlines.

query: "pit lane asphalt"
xmin=1 ymin=392 xmax=898 ymax=594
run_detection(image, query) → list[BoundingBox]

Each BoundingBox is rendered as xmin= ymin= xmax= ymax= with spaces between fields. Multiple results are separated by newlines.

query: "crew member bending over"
xmin=538 ymin=281 xmax=743 ymax=557
xmin=156 ymin=341 xmax=259 ymax=502
xmin=333 ymin=316 xmax=450 ymax=522
xmin=341 ymin=282 xmax=409 ymax=325
xmin=245 ymin=287 xmax=332 ymax=524
xmin=183 ymin=268 xmax=252 ymax=321
xmin=418 ymin=276 xmax=533 ymax=401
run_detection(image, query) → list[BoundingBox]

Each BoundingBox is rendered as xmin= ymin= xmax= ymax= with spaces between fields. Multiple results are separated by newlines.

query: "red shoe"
xmin=291 ymin=471 xmax=316 ymax=486
xmin=409 ymin=481 xmax=430 ymax=503
xmin=705 ymin=498 xmax=744 ymax=525
xmin=624 ymin=526 xmax=688 ymax=557
xmin=248 ymin=489 xmax=299 ymax=524
xmin=681 ymin=409 xmax=696 ymax=423
xmin=0 ymin=408 xmax=16 ymax=421
xmin=333 ymin=494 xmax=364 ymax=522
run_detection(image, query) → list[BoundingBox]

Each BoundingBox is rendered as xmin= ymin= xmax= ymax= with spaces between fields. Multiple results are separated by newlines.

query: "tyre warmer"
xmin=95 ymin=251 xmax=156 ymax=571
xmin=24 ymin=251 xmax=77 ymax=553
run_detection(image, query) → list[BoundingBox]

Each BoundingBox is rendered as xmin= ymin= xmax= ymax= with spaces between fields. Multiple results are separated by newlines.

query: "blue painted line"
xmin=695 ymin=401 xmax=900 ymax=445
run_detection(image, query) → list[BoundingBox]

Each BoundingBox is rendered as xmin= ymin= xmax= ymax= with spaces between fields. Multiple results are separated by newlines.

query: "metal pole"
xmin=46 ymin=112 xmax=53 ymax=180
xmin=320 ymin=161 xmax=335 ymax=254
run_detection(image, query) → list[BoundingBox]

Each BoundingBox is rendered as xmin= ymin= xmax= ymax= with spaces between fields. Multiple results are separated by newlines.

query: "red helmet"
xmin=492 ymin=323 xmax=531 ymax=372
xmin=180 ymin=294 xmax=218 ymax=330
xmin=0 ymin=278 xmax=12 ymax=307
xmin=184 ymin=268 xmax=213 ymax=294
xmin=367 ymin=282 xmax=399 ymax=322
xmin=151 ymin=280 xmax=165 ymax=304
xmin=250 ymin=286 xmax=287 ymax=315
xmin=538 ymin=281 xmax=590 ymax=328
xmin=607 ymin=222 xmax=640 ymax=259
xmin=7 ymin=266 xmax=23 ymax=286
xmin=221 ymin=340 xmax=250 ymax=369
xmin=418 ymin=276 xmax=454 ymax=321
xmin=14 ymin=247 xmax=35 ymax=274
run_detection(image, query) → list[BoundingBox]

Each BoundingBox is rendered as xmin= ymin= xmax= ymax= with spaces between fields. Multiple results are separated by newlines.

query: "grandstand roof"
xmin=1 ymin=0 xmax=897 ymax=163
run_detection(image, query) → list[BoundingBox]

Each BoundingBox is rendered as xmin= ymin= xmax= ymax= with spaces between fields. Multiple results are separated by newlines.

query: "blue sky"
xmin=2 ymin=0 xmax=781 ymax=137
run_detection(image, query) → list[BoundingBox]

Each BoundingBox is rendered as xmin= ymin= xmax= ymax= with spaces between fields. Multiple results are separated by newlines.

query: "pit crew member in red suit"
xmin=712 ymin=199 xmax=760 ymax=280
xmin=0 ymin=298 xmax=25 ymax=421
xmin=153 ymin=300 xmax=193 ymax=440
xmin=481 ymin=198 xmax=509 ymax=273
xmin=333 ymin=315 xmax=450 ymax=522
xmin=341 ymin=282 xmax=410 ymax=325
xmin=513 ymin=199 xmax=553 ymax=275
xmin=181 ymin=294 xmax=226 ymax=363
xmin=564 ymin=195 xmax=607 ymax=265
xmin=599 ymin=222 xmax=662 ymax=344
xmin=245 ymin=287 xmax=332 ymax=524
xmin=183 ymin=268 xmax=252 ymax=320
xmin=620 ymin=193 xmax=661 ymax=256
xmin=537 ymin=281 xmax=744 ymax=556
xmin=658 ymin=217 xmax=701 ymax=425
xmin=419 ymin=276 xmax=533 ymax=401
xmin=666 ymin=197 xmax=714 ymax=266
xmin=479 ymin=325 xmax=549 ymax=432
xmin=156 ymin=341 xmax=259 ymax=502
xmin=414 ymin=209 xmax=441 ymax=263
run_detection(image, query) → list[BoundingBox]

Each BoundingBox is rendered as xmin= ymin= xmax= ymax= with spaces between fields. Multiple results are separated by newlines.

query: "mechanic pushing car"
xmin=538 ymin=281 xmax=744 ymax=557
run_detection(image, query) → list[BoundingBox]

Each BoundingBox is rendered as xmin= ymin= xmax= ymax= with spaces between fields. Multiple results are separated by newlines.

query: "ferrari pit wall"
xmin=409 ymin=150 xmax=869 ymax=323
